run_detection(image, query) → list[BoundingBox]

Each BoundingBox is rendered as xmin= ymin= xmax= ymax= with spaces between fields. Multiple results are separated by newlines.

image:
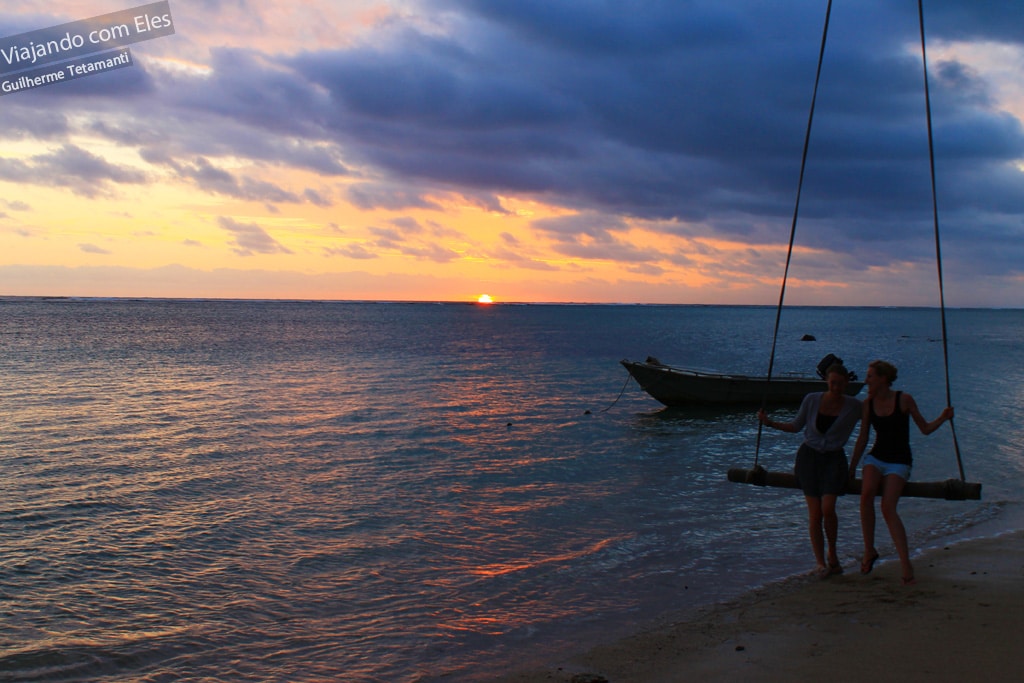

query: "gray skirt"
xmin=794 ymin=443 xmax=849 ymax=497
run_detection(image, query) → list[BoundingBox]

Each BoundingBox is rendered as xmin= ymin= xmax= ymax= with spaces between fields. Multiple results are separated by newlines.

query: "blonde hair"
xmin=869 ymin=359 xmax=898 ymax=384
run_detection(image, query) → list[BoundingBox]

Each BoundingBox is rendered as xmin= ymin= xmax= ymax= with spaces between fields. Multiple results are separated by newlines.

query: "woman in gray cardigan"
xmin=759 ymin=363 xmax=862 ymax=579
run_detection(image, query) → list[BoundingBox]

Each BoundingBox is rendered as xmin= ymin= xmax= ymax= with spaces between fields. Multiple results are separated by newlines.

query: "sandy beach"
xmin=496 ymin=530 xmax=1024 ymax=683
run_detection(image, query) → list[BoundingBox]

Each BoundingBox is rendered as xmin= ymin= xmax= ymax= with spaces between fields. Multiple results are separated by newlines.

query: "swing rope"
xmin=918 ymin=0 xmax=965 ymax=481
xmin=753 ymin=0 xmax=834 ymax=469
xmin=753 ymin=0 xmax=966 ymax=483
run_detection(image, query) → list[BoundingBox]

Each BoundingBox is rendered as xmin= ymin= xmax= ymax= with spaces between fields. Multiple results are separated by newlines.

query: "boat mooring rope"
xmin=600 ymin=373 xmax=634 ymax=413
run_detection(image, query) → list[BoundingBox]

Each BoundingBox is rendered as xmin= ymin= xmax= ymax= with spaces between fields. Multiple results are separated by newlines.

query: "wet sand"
xmin=495 ymin=530 xmax=1024 ymax=682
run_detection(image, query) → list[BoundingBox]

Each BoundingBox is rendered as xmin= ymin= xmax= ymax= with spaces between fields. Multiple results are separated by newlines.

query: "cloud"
xmin=145 ymin=154 xmax=303 ymax=204
xmin=325 ymin=243 xmax=378 ymax=259
xmin=389 ymin=216 xmax=425 ymax=234
xmin=283 ymin=0 xmax=1024 ymax=276
xmin=3 ymin=0 xmax=1023 ymax=304
xmin=217 ymin=216 xmax=294 ymax=256
xmin=368 ymin=225 xmax=404 ymax=243
xmin=166 ymin=47 xmax=334 ymax=139
xmin=346 ymin=182 xmax=443 ymax=211
xmin=398 ymin=242 xmax=460 ymax=262
xmin=135 ymin=120 xmax=352 ymax=179
xmin=490 ymin=245 xmax=557 ymax=271
xmin=0 ymin=144 xmax=146 ymax=197
xmin=531 ymin=213 xmax=629 ymax=242
xmin=462 ymin=191 xmax=511 ymax=214
xmin=0 ymin=107 xmax=71 ymax=141
xmin=303 ymin=188 xmax=332 ymax=207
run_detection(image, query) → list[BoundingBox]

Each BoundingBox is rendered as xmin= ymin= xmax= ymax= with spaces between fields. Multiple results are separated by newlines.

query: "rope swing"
xmin=918 ymin=0 xmax=966 ymax=483
xmin=730 ymin=0 xmax=980 ymax=501
xmin=751 ymin=0 xmax=833 ymax=472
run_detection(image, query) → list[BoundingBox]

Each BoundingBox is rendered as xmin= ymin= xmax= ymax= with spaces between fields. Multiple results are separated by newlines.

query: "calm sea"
xmin=1 ymin=299 xmax=1021 ymax=682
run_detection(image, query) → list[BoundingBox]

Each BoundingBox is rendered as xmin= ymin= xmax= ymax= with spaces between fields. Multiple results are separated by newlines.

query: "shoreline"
xmin=494 ymin=530 xmax=1024 ymax=682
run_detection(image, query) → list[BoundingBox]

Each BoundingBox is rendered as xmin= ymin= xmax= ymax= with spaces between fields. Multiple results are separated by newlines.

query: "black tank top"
xmin=869 ymin=391 xmax=912 ymax=465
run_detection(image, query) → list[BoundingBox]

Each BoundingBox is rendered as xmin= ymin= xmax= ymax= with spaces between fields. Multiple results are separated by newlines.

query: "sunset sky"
xmin=1 ymin=0 xmax=1022 ymax=305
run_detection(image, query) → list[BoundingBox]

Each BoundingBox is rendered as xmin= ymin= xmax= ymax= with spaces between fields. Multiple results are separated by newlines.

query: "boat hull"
xmin=621 ymin=359 xmax=864 ymax=406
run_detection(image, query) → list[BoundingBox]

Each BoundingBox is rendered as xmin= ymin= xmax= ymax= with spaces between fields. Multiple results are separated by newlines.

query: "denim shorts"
xmin=863 ymin=454 xmax=911 ymax=481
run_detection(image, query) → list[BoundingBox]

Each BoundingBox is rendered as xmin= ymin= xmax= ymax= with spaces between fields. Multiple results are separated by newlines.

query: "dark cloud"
xmin=449 ymin=0 xmax=749 ymax=57
xmin=217 ymin=216 xmax=293 ymax=256
xmin=531 ymin=212 xmax=664 ymax=263
xmin=285 ymin=0 xmax=1024 ymax=281
xmin=0 ymin=143 xmax=146 ymax=197
xmin=532 ymin=213 xmax=627 ymax=242
xmin=389 ymin=216 xmax=425 ymax=234
xmin=133 ymin=120 xmax=352 ymax=178
xmin=148 ymin=154 xmax=302 ymax=204
xmin=462 ymin=191 xmax=510 ymax=214
xmin=925 ymin=0 xmax=1024 ymax=43
xmin=0 ymin=108 xmax=71 ymax=140
xmin=303 ymin=188 xmax=332 ymax=207
xmin=346 ymin=182 xmax=443 ymax=211
xmin=173 ymin=48 xmax=332 ymax=139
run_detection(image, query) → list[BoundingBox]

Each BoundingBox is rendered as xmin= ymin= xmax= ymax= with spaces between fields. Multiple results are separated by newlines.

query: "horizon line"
xmin=1 ymin=295 xmax=1020 ymax=311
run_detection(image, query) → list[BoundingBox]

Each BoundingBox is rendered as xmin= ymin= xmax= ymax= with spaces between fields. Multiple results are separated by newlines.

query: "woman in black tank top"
xmin=868 ymin=391 xmax=912 ymax=466
xmin=848 ymin=360 xmax=954 ymax=586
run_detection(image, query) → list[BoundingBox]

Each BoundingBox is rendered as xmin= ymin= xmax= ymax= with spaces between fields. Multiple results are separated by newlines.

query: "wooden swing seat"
xmin=727 ymin=466 xmax=981 ymax=500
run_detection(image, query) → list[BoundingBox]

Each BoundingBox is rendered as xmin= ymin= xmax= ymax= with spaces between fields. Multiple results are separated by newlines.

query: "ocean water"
xmin=1 ymin=299 xmax=1021 ymax=682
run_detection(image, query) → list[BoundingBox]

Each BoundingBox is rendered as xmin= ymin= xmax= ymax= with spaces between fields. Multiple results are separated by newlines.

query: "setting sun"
xmin=477 ymin=294 xmax=494 ymax=304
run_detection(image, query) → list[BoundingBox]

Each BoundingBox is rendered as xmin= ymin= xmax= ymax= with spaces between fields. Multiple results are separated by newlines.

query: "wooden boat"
xmin=620 ymin=356 xmax=863 ymax=406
